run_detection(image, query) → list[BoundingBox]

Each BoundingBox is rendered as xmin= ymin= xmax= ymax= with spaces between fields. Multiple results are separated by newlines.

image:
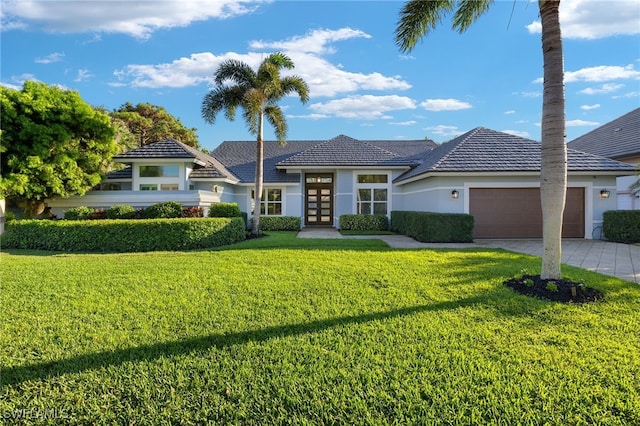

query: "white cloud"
xmin=565 ymin=65 xmax=640 ymax=83
xmin=1 ymin=0 xmax=266 ymax=38
xmin=423 ymin=125 xmax=463 ymax=138
xmin=389 ymin=121 xmax=417 ymax=126
xmin=502 ymin=129 xmax=530 ymax=138
xmin=580 ymin=104 xmax=600 ymax=110
xmin=513 ymin=91 xmax=542 ymax=98
xmin=113 ymin=28 xmax=412 ymax=97
xmin=420 ymin=98 xmax=472 ymax=111
xmin=399 ymin=55 xmax=415 ymax=61
xmin=309 ymin=95 xmax=416 ymax=119
xmin=74 ymin=68 xmax=93 ymax=82
xmin=526 ymin=0 xmax=639 ymax=39
xmin=35 ymin=52 xmax=64 ymax=64
xmin=566 ymin=119 xmax=600 ymax=127
xmin=578 ymin=83 xmax=624 ymax=95
xmin=0 ymin=82 xmax=22 ymax=90
xmin=534 ymin=65 xmax=640 ymax=85
xmin=250 ymin=28 xmax=370 ymax=55
xmin=504 ymin=110 xmax=516 ymax=115
xmin=612 ymin=91 xmax=640 ymax=99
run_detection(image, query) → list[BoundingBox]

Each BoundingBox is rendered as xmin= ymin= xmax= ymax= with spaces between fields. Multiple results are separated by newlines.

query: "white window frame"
xmin=251 ymin=187 xmax=285 ymax=216
xmin=353 ymin=171 xmax=392 ymax=216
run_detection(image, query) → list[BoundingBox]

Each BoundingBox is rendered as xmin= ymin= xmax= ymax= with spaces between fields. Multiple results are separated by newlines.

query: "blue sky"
xmin=1 ymin=0 xmax=639 ymax=151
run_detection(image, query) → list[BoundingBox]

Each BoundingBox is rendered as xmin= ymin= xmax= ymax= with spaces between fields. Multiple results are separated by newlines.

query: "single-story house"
xmin=47 ymin=127 xmax=637 ymax=239
xmin=568 ymin=108 xmax=640 ymax=210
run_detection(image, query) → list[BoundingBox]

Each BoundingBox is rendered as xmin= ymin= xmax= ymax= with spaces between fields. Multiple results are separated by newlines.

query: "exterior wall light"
xmin=600 ymin=189 xmax=610 ymax=199
xmin=451 ymin=190 xmax=459 ymax=199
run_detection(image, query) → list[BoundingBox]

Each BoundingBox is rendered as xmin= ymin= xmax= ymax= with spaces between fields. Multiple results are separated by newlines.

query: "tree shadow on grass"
xmin=2 ymin=296 xmax=490 ymax=388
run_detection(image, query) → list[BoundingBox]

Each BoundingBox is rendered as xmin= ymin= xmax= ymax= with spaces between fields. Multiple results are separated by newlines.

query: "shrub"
xmin=88 ymin=209 xmax=107 ymax=220
xmin=64 ymin=206 xmax=93 ymax=220
xmin=391 ymin=211 xmax=474 ymax=243
xmin=1 ymin=217 xmax=246 ymax=252
xmin=339 ymin=214 xmax=388 ymax=231
xmin=182 ymin=206 xmax=204 ymax=218
xmin=4 ymin=211 xmax=17 ymax=222
xmin=260 ymin=216 xmax=301 ymax=231
xmin=603 ymin=210 xmax=640 ymax=243
xmin=107 ymin=205 xmax=137 ymax=219
xmin=143 ymin=201 xmax=183 ymax=219
xmin=209 ymin=202 xmax=242 ymax=218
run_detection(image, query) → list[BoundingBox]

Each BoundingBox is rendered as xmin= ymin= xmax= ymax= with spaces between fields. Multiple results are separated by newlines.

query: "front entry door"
xmin=305 ymin=174 xmax=333 ymax=226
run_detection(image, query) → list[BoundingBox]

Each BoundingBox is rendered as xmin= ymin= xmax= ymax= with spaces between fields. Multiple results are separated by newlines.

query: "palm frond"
xmin=395 ymin=0 xmax=455 ymax=52
xmin=264 ymin=105 xmax=287 ymax=144
xmin=265 ymin=52 xmax=295 ymax=70
xmin=214 ymin=60 xmax=256 ymax=86
xmin=453 ymin=0 xmax=494 ymax=33
xmin=201 ymin=86 xmax=244 ymax=124
xmin=281 ymin=76 xmax=310 ymax=103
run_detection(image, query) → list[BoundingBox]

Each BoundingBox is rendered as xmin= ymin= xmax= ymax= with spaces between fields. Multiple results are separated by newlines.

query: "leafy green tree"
xmin=396 ymin=0 xmax=567 ymax=279
xmin=201 ymin=52 xmax=309 ymax=237
xmin=0 ymin=81 xmax=118 ymax=217
xmin=112 ymin=102 xmax=200 ymax=148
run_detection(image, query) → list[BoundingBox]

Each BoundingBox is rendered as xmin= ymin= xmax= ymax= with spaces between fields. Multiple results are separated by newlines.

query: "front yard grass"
xmin=1 ymin=232 xmax=639 ymax=424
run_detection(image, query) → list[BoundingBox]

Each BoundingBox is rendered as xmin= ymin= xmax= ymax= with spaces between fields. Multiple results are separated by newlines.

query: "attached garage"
xmin=470 ymin=187 xmax=585 ymax=239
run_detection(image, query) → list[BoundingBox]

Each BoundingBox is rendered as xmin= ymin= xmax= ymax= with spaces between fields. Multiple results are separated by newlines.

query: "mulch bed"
xmin=504 ymin=274 xmax=604 ymax=304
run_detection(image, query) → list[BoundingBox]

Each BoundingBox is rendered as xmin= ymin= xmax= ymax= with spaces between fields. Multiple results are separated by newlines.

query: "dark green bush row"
xmin=391 ymin=211 xmax=474 ymax=243
xmin=1 ymin=217 xmax=246 ymax=252
xmin=603 ymin=210 xmax=640 ymax=243
xmin=64 ymin=206 xmax=93 ymax=220
xmin=107 ymin=205 xmax=137 ymax=219
xmin=260 ymin=216 xmax=301 ymax=231
xmin=62 ymin=203 xmax=204 ymax=220
xmin=339 ymin=214 xmax=388 ymax=231
xmin=143 ymin=201 xmax=182 ymax=219
xmin=209 ymin=202 xmax=242 ymax=218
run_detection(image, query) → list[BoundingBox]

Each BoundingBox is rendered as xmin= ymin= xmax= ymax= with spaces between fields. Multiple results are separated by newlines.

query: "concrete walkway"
xmin=297 ymin=228 xmax=640 ymax=284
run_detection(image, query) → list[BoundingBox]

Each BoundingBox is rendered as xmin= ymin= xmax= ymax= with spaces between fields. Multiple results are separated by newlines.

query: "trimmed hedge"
xmin=209 ymin=202 xmax=242 ymax=218
xmin=1 ymin=217 xmax=246 ymax=252
xmin=143 ymin=201 xmax=183 ymax=219
xmin=339 ymin=214 xmax=388 ymax=231
xmin=603 ymin=210 xmax=640 ymax=244
xmin=64 ymin=206 xmax=93 ymax=220
xmin=260 ymin=216 xmax=301 ymax=231
xmin=391 ymin=211 xmax=474 ymax=243
xmin=107 ymin=205 xmax=136 ymax=219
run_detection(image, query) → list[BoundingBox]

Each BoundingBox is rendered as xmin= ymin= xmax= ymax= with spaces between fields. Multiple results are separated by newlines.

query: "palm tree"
xmin=396 ymin=0 xmax=567 ymax=279
xmin=202 ymin=52 xmax=309 ymax=237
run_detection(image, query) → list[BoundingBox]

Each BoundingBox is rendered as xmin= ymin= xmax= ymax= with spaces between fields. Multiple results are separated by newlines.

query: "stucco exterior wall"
xmin=47 ymin=190 xmax=222 ymax=218
xmin=394 ymin=174 xmax=619 ymax=239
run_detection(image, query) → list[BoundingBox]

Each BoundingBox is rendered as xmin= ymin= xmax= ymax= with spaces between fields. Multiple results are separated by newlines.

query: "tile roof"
xmin=211 ymin=140 xmax=320 ymax=183
xmin=210 ymin=136 xmax=435 ymax=183
xmin=276 ymin=135 xmax=432 ymax=167
xmin=567 ymin=108 xmax=640 ymax=160
xmin=113 ymin=139 xmax=232 ymax=180
xmin=395 ymin=127 xmax=637 ymax=183
xmin=106 ymin=166 xmax=132 ymax=179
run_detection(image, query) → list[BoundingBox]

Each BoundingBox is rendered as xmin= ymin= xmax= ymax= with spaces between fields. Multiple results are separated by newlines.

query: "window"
xmin=356 ymin=174 xmax=389 ymax=215
xmin=252 ymin=188 xmax=283 ymax=215
xmin=358 ymin=174 xmax=387 ymax=184
xmin=140 ymin=184 xmax=158 ymax=191
xmin=306 ymin=175 xmax=332 ymax=184
xmin=139 ymin=165 xmax=179 ymax=178
xmin=160 ymin=184 xmax=179 ymax=191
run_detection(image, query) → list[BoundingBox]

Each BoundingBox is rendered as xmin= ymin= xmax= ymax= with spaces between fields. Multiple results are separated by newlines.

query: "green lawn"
xmin=1 ymin=232 xmax=639 ymax=425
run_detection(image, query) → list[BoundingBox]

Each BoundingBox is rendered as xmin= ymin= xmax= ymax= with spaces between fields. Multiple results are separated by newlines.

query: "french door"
xmin=305 ymin=174 xmax=333 ymax=226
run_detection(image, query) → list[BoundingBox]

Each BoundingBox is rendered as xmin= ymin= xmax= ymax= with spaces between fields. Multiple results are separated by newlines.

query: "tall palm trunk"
xmin=252 ymin=114 xmax=265 ymax=236
xmin=539 ymin=0 xmax=567 ymax=279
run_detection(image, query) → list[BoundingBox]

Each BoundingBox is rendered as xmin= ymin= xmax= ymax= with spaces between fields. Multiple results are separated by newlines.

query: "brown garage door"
xmin=470 ymin=188 xmax=584 ymax=239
